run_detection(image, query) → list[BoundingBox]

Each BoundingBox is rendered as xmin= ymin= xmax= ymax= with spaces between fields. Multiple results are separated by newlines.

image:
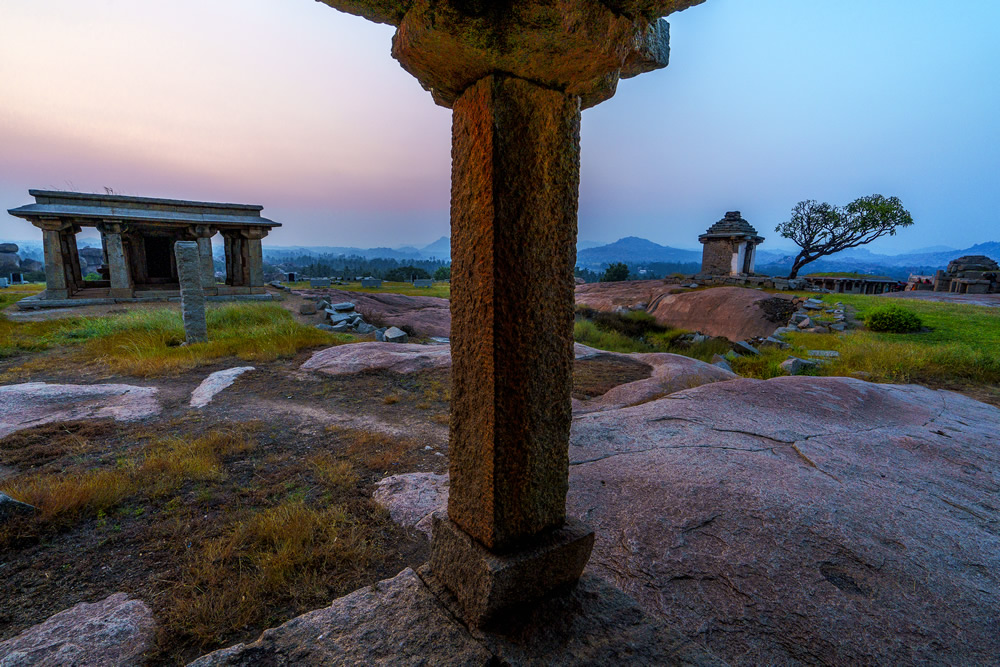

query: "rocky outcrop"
xmin=0 ymin=383 xmax=161 ymax=439
xmin=574 ymin=279 xmax=678 ymax=313
xmin=0 ymin=593 xmax=155 ymax=667
xmin=573 ymin=350 xmax=736 ymax=413
xmin=301 ymin=342 xmax=451 ymax=375
xmin=647 ymin=286 xmax=795 ymax=340
xmin=374 ymin=376 xmax=1000 ymax=664
xmin=374 ymin=473 xmax=449 ymax=537
xmin=299 ymin=289 xmax=450 ymax=337
xmin=570 ymin=376 xmax=1000 ymax=665
xmin=188 ymin=568 xmax=493 ymax=666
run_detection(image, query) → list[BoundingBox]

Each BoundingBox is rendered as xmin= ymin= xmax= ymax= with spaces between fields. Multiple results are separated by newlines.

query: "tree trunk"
xmin=787 ymin=252 xmax=811 ymax=279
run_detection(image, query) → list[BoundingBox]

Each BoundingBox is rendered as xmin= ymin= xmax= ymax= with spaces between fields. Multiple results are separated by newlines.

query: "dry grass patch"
xmin=329 ymin=426 xmax=424 ymax=471
xmin=163 ymin=499 xmax=381 ymax=648
xmin=307 ymin=452 xmax=360 ymax=491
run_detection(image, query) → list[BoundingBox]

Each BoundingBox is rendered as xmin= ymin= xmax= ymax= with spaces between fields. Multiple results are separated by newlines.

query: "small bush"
xmin=865 ymin=306 xmax=923 ymax=333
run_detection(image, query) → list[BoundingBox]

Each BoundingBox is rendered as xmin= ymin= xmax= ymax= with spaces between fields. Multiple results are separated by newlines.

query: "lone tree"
xmin=776 ymin=194 xmax=913 ymax=278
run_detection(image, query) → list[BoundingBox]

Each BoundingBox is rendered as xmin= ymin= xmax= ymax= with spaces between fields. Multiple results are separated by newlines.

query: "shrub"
xmin=865 ymin=306 xmax=923 ymax=333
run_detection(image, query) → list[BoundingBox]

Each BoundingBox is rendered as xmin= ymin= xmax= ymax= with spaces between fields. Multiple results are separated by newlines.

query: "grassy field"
xmin=573 ymin=294 xmax=1000 ymax=392
xmin=284 ymin=280 xmax=451 ymax=299
xmin=1 ymin=296 xmax=352 ymax=376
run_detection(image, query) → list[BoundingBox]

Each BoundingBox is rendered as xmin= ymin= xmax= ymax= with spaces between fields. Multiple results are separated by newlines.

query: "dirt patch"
xmin=756 ymin=296 xmax=797 ymax=323
xmin=573 ymin=354 xmax=653 ymax=400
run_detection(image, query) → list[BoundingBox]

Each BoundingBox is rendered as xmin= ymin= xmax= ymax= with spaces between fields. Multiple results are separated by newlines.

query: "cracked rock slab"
xmin=189 ymin=367 xmax=255 ymax=408
xmin=0 ymin=383 xmax=161 ymax=439
xmin=302 ymin=342 xmax=452 ymax=375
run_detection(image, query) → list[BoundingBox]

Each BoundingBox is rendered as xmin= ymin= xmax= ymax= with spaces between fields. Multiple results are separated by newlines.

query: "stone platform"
xmin=188 ymin=568 xmax=721 ymax=666
xmin=15 ymin=292 xmax=274 ymax=310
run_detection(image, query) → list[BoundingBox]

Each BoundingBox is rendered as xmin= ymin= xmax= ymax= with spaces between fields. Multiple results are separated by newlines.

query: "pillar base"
xmin=43 ymin=289 xmax=70 ymax=300
xmin=110 ymin=288 xmax=134 ymax=299
xmin=427 ymin=511 xmax=594 ymax=628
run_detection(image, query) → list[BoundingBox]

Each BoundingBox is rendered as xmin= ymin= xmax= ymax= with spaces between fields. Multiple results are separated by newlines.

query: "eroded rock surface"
xmin=647 ymin=286 xmax=795 ymax=340
xmin=0 ymin=383 xmax=161 ymax=438
xmin=188 ymin=568 xmax=493 ymax=666
xmin=574 ymin=279 xmax=678 ymax=312
xmin=301 ymin=342 xmax=451 ymax=375
xmin=374 ymin=473 xmax=449 ymax=538
xmin=570 ymin=376 xmax=1000 ymax=665
xmin=374 ymin=376 xmax=1000 ymax=664
xmin=0 ymin=593 xmax=155 ymax=667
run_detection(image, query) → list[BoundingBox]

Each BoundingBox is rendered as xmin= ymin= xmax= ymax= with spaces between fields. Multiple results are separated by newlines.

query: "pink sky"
xmin=2 ymin=0 xmax=998 ymax=252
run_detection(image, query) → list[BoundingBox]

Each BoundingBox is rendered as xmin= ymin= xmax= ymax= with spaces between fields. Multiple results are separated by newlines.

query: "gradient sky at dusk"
xmin=2 ymin=0 xmax=998 ymax=252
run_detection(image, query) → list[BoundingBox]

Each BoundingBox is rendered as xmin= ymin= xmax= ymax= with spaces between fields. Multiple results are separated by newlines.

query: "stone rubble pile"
xmin=307 ymin=298 xmax=410 ymax=342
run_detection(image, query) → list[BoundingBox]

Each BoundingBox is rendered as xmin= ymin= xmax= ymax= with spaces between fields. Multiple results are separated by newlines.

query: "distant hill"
xmin=420 ymin=236 xmax=451 ymax=259
xmin=576 ymin=237 xmax=701 ymax=268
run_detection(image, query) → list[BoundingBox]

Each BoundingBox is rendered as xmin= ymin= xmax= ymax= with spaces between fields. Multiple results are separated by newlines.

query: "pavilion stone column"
xmin=244 ymin=228 xmax=267 ymax=293
xmin=37 ymin=218 xmax=69 ymax=299
xmin=193 ymin=225 xmax=218 ymax=295
xmin=319 ymin=0 xmax=700 ymax=628
xmin=99 ymin=221 xmax=134 ymax=299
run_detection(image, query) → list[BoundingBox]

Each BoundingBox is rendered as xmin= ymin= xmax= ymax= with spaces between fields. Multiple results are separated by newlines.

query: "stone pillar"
xmin=222 ymin=232 xmax=246 ymax=287
xmin=193 ymin=226 xmax=217 ymax=295
xmin=38 ymin=219 xmax=69 ymax=299
xmin=174 ymin=241 xmax=208 ymax=343
xmin=428 ymin=74 xmax=593 ymax=627
xmin=244 ymin=229 xmax=266 ymax=293
xmin=100 ymin=222 xmax=134 ymax=299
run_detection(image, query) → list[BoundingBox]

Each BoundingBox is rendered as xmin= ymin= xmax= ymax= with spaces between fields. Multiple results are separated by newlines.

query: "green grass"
xmin=285 ymin=280 xmax=450 ymax=299
xmin=1 ymin=302 xmax=352 ymax=376
xmin=574 ymin=310 xmax=731 ymax=362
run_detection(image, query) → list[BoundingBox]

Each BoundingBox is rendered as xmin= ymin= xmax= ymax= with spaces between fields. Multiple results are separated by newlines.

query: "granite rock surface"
xmin=0 ymin=383 xmax=161 ymax=438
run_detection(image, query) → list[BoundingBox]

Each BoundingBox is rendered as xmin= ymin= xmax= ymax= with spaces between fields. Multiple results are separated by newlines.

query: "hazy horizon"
xmin=2 ymin=0 xmax=998 ymax=253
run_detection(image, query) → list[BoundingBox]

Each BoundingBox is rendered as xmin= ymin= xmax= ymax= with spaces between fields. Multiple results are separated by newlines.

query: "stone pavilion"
xmin=699 ymin=211 xmax=764 ymax=276
xmin=7 ymin=190 xmax=279 ymax=305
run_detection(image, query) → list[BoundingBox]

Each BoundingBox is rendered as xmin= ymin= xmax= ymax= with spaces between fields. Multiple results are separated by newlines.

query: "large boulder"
xmin=647 ymin=286 xmax=795 ymax=340
xmin=301 ymin=342 xmax=451 ymax=375
xmin=574 ymin=279 xmax=677 ymax=312
xmin=0 ymin=243 xmax=18 ymax=254
xmin=0 ymin=593 xmax=155 ymax=666
xmin=0 ymin=252 xmax=19 ymax=272
xmin=0 ymin=383 xmax=161 ymax=439
xmin=569 ymin=376 xmax=1000 ymax=665
xmin=298 ymin=289 xmax=450 ymax=337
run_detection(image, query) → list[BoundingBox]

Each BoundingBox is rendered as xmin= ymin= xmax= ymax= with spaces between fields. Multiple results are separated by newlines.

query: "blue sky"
xmin=1 ymin=0 xmax=998 ymax=252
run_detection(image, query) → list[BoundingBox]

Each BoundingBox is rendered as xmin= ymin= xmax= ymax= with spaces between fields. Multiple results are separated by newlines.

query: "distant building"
xmin=7 ymin=190 xmax=280 ymax=304
xmin=698 ymin=211 xmax=765 ymax=276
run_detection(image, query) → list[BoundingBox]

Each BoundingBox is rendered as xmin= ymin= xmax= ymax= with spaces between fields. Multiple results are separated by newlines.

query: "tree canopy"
xmin=600 ymin=262 xmax=630 ymax=282
xmin=775 ymin=195 xmax=913 ymax=278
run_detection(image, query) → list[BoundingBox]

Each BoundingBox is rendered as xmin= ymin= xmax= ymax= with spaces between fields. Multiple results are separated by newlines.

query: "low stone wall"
xmin=692 ymin=274 xmax=809 ymax=291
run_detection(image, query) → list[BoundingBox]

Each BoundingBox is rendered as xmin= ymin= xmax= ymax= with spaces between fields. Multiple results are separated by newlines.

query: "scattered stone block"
xmin=830 ymin=323 xmax=846 ymax=332
xmin=190 ymin=367 xmax=255 ymax=409
xmin=330 ymin=302 xmax=355 ymax=312
xmin=759 ymin=336 xmax=790 ymax=349
xmin=710 ymin=354 xmax=733 ymax=373
xmin=807 ymin=349 xmax=840 ymax=359
xmin=355 ymin=322 xmax=376 ymax=334
xmin=326 ymin=311 xmax=356 ymax=324
xmin=375 ymin=327 xmax=388 ymax=342
xmin=299 ymin=302 xmax=317 ymax=315
xmin=384 ymin=326 xmax=409 ymax=343
xmin=315 ymin=324 xmax=338 ymax=332
xmin=779 ymin=357 xmax=816 ymax=375
xmin=733 ymin=341 xmax=759 ymax=356
xmin=797 ymin=317 xmax=812 ymax=329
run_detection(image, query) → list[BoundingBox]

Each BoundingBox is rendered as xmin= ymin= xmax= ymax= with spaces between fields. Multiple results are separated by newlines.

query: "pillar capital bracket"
xmin=34 ymin=217 xmax=72 ymax=232
xmin=192 ymin=224 xmax=215 ymax=238
xmin=97 ymin=220 xmax=128 ymax=235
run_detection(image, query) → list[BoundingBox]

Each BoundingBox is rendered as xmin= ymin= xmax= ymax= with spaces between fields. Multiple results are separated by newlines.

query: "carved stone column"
xmin=36 ymin=218 xmax=70 ymax=299
xmin=98 ymin=221 xmax=134 ymax=299
xmin=243 ymin=228 xmax=267 ymax=293
xmin=193 ymin=225 xmax=218 ymax=295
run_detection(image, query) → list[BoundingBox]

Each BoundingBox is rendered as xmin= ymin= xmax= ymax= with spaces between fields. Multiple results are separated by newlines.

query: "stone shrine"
xmin=317 ymin=0 xmax=706 ymax=628
xmin=699 ymin=211 xmax=765 ymax=276
xmin=7 ymin=190 xmax=279 ymax=304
